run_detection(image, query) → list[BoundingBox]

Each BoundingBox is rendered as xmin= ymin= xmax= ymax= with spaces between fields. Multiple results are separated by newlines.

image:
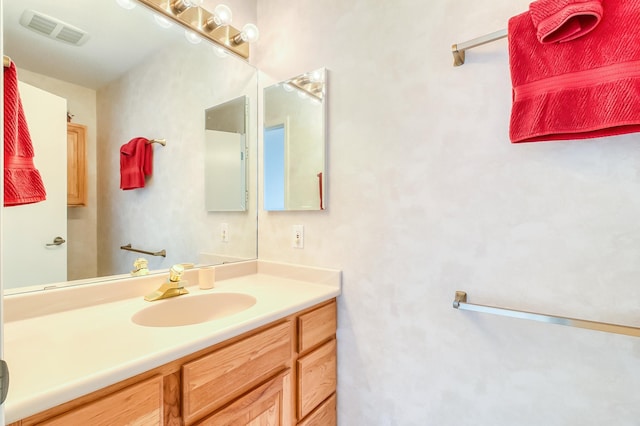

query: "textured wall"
xmin=255 ymin=0 xmax=640 ymax=425
xmin=96 ymin=40 xmax=258 ymax=275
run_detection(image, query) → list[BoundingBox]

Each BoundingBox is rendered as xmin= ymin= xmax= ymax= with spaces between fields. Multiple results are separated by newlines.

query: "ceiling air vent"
xmin=19 ymin=9 xmax=90 ymax=46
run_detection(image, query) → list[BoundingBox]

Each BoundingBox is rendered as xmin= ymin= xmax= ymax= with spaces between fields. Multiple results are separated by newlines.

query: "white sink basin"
xmin=131 ymin=292 xmax=257 ymax=327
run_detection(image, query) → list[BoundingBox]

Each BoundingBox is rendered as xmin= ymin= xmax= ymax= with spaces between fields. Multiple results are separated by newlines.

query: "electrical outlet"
xmin=220 ymin=223 xmax=229 ymax=242
xmin=292 ymin=225 xmax=304 ymax=249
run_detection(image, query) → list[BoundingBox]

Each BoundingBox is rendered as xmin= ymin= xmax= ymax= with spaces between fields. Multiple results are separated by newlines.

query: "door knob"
xmin=0 ymin=359 xmax=8 ymax=405
xmin=46 ymin=236 xmax=66 ymax=246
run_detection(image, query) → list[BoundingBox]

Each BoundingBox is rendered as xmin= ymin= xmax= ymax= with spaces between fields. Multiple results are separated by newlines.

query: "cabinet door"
xmin=182 ymin=321 xmax=292 ymax=424
xmin=297 ymin=339 xmax=336 ymax=420
xmin=196 ymin=370 xmax=291 ymax=426
xmin=67 ymin=123 xmax=87 ymax=206
xmin=298 ymin=393 xmax=336 ymax=426
xmin=38 ymin=375 xmax=163 ymax=425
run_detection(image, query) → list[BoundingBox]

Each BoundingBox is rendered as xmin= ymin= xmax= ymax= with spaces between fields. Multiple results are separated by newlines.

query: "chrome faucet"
xmin=144 ymin=264 xmax=189 ymax=301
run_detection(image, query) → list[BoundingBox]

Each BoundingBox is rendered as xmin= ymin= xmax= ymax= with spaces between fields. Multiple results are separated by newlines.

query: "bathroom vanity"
xmin=3 ymin=261 xmax=340 ymax=425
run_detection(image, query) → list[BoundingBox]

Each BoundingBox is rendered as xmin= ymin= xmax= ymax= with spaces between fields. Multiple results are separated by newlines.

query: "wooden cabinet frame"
xmin=67 ymin=123 xmax=87 ymax=206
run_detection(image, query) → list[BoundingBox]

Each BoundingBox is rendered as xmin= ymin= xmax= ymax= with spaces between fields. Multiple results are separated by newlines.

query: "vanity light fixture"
xmin=232 ymin=23 xmax=260 ymax=45
xmin=135 ymin=0 xmax=257 ymax=59
xmin=171 ymin=0 xmax=203 ymax=14
xmin=205 ymin=4 xmax=232 ymax=30
xmin=282 ymin=71 xmax=326 ymax=101
xmin=309 ymin=69 xmax=325 ymax=83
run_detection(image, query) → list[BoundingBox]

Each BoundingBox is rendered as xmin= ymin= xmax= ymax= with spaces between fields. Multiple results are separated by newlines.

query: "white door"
xmin=2 ymin=82 xmax=67 ymax=289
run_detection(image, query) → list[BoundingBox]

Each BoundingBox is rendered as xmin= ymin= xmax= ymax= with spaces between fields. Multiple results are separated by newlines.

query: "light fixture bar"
xmin=136 ymin=0 xmax=250 ymax=59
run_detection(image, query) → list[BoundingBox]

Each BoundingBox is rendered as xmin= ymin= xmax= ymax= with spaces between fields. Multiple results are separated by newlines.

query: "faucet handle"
xmin=169 ymin=264 xmax=185 ymax=282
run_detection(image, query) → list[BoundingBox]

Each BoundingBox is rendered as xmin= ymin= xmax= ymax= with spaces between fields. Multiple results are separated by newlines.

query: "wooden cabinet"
xmin=10 ymin=299 xmax=337 ymax=426
xmin=18 ymin=375 xmax=164 ymax=426
xmin=182 ymin=321 xmax=292 ymax=424
xmin=298 ymin=394 xmax=336 ymax=426
xmin=67 ymin=122 xmax=87 ymax=206
xmin=298 ymin=339 xmax=337 ymax=420
xmin=196 ymin=370 xmax=292 ymax=426
xmin=298 ymin=300 xmax=337 ymax=353
xmin=296 ymin=301 xmax=338 ymax=425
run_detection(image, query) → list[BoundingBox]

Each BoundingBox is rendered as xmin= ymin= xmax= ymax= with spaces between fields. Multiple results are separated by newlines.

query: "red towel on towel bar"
xmin=3 ymin=62 xmax=47 ymax=206
xmin=120 ymin=137 xmax=152 ymax=190
xmin=508 ymin=1 xmax=640 ymax=143
xmin=529 ymin=0 xmax=603 ymax=44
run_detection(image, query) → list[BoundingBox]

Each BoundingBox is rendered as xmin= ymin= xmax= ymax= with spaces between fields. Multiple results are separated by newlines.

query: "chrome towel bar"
xmin=452 ymin=29 xmax=507 ymax=66
xmin=120 ymin=243 xmax=166 ymax=257
xmin=453 ymin=291 xmax=640 ymax=338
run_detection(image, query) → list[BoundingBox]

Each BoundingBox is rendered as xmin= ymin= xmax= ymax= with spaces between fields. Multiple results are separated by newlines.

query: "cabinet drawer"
xmin=298 ymin=300 xmax=336 ymax=353
xmin=40 ymin=375 xmax=163 ymax=425
xmin=183 ymin=321 xmax=292 ymax=424
xmin=196 ymin=370 xmax=291 ymax=426
xmin=297 ymin=339 xmax=337 ymax=420
xmin=298 ymin=393 xmax=336 ymax=426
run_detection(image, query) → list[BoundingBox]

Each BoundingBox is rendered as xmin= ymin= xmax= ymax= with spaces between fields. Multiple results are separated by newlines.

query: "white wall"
xmin=255 ymin=1 xmax=640 ymax=425
xmin=16 ymin=68 xmax=98 ymax=281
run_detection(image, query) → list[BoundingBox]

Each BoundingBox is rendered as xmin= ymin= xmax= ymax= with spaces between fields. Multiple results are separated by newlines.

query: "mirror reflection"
xmin=205 ymin=96 xmax=248 ymax=212
xmin=263 ymin=68 xmax=327 ymax=211
xmin=2 ymin=0 xmax=258 ymax=293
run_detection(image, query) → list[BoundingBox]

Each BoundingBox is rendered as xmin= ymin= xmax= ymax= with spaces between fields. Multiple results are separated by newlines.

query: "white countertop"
xmin=3 ymin=260 xmax=341 ymax=423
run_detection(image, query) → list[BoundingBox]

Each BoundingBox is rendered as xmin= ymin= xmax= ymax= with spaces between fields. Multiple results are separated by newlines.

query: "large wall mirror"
xmin=2 ymin=0 xmax=258 ymax=293
xmin=263 ymin=68 xmax=327 ymax=211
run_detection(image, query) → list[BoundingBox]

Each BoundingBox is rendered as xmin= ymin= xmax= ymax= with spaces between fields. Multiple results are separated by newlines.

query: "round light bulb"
xmin=240 ymin=23 xmax=259 ymax=43
xmin=214 ymin=4 xmax=232 ymax=26
xmin=309 ymin=69 xmax=324 ymax=82
xmin=116 ymin=0 xmax=136 ymax=10
xmin=184 ymin=30 xmax=202 ymax=44
xmin=173 ymin=0 xmax=203 ymax=13
xmin=154 ymin=14 xmax=173 ymax=28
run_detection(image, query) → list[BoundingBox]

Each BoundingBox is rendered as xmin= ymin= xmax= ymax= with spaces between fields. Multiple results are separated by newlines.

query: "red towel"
xmin=120 ymin=137 xmax=152 ymax=190
xmin=509 ymin=1 xmax=640 ymax=143
xmin=529 ymin=0 xmax=603 ymax=44
xmin=3 ymin=62 xmax=47 ymax=206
